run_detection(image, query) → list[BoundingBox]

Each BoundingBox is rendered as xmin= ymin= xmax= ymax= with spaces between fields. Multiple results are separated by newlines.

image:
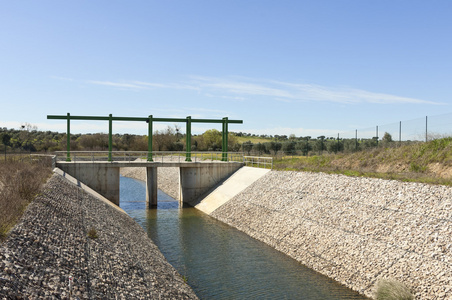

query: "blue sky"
xmin=1 ymin=1 xmax=452 ymax=137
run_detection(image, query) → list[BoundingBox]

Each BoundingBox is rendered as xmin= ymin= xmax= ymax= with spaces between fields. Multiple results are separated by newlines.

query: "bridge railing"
xmin=243 ymin=156 xmax=273 ymax=169
xmin=54 ymin=151 xmax=245 ymax=163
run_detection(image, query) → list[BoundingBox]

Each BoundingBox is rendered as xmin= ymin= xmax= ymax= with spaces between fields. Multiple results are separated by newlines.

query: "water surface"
xmin=120 ymin=176 xmax=367 ymax=299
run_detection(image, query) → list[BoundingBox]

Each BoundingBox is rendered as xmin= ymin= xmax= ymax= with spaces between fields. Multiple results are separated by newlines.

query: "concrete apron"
xmin=195 ymin=166 xmax=271 ymax=214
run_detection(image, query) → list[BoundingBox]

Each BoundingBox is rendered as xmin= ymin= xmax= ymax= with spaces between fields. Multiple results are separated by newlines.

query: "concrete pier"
xmin=146 ymin=167 xmax=158 ymax=208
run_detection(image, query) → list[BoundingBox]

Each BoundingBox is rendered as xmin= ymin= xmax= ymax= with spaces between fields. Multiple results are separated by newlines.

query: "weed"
xmin=409 ymin=162 xmax=426 ymax=173
xmin=87 ymin=227 xmax=98 ymax=239
xmin=374 ymin=278 xmax=413 ymax=300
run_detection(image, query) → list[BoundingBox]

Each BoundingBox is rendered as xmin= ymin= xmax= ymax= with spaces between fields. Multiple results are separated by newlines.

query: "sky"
xmin=1 ymin=0 xmax=452 ymax=138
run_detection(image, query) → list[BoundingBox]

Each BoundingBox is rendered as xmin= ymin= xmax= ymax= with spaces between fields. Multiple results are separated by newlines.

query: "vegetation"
xmin=87 ymin=227 xmax=99 ymax=239
xmin=273 ymin=137 xmax=452 ymax=186
xmin=374 ymin=278 xmax=413 ymax=300
xmin=0 ymin=125 xmax=421 ymax=158
xmin=0 ymin=156 xmax=52 ymax=242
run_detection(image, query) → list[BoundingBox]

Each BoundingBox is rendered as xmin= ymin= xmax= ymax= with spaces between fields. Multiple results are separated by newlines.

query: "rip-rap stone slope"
xmin=0 ymin=173 xmax=198 ymax=299
xmin=211 ymin=171 xmax=452 ymax=299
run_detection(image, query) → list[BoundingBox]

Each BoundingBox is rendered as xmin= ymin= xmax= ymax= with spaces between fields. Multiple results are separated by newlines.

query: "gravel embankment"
xmin=0 ymin=173 xmax=198 ymax=299
xmin=209 ymin=171 xmax=452 ymax=299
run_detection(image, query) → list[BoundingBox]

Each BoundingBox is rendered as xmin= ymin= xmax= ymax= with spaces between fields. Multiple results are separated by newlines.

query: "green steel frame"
xmin=47 ymin=113 xmax=243 ymax=162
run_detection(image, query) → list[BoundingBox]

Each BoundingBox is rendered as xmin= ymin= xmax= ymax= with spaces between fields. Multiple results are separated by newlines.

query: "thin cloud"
xmin=195 ymin=77 xmax=443 ymax=105
xmin=83 ymin=76 xmax=443 ymax=105
xmin=88 ymin=81 xmax=147 ymax=89
xmin=131 ymin=81 xmax=200 ymax=91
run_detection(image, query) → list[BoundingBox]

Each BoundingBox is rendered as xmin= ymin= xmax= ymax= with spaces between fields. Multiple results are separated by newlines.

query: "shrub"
xmin=374 ymin=278 xmax=413 ymax=300
xmin=87 ymin=227 xmax=98 ymax=239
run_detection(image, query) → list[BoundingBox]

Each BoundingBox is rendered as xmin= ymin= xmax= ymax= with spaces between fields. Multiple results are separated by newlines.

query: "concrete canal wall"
xmin=209 ymin=170 xmax=452 ymax=299
xmin=0 ymin=170 xmax=198 ymax=299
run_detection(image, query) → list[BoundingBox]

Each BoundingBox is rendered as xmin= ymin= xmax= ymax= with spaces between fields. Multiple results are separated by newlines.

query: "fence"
xmin=240 ymin=112 xmax=452 ymax=157
xmin=54 ymin=151 xmax=245 ymax=163
xmin=339 ymin=112 xmax=452 ymax=143
xmin=53 ymin=151 xmax=273 ymax=169
xmin=243 ymin=156 xmax=273 ymax=169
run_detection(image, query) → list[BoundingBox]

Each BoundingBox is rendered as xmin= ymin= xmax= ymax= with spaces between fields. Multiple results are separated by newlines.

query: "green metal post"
xmin=108 ymin=114 xmax=113 ymax=162
xmin=66 ymin=113 xmax=71 ymax=161
xmin=147 ymin=115 xmax=153 ymax=161
xmin=222 ymin=117 xmax=228 ymax=161
xmin=185 ymin=116 xmax=192 ymax=161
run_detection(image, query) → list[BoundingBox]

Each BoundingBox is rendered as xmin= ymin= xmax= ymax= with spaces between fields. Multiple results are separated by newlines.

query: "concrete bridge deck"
xmin=57 ymin=161 xmax=240 ymax=167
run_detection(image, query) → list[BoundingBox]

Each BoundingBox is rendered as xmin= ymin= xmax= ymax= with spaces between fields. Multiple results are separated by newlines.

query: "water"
xmin=120 ymin=176 xmax=367 ymax=299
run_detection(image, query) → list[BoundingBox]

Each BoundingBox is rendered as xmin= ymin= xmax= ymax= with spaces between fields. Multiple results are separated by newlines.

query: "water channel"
xmin=119 ymin=176 xmax=367 ymax=299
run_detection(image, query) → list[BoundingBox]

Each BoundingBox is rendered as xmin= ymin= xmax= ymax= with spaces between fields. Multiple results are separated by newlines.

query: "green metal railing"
xmin=47 ymin=113 xmax=243 ymax=162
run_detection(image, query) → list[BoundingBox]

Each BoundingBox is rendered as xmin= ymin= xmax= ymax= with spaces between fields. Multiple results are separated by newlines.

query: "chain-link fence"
xmin=242 ymin=112 xmax=452 ymax=156
xmin=340 ymin=112 xmax=452 ymax=143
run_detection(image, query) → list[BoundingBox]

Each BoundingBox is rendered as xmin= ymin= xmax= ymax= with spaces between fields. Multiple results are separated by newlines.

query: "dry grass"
xmin=0 ymin=156 xmax=52 ymax=242
xmin=374 ymin=278 xmax=413 ymax=300
xmin=273 ymin=137 xmax=452 ymax=186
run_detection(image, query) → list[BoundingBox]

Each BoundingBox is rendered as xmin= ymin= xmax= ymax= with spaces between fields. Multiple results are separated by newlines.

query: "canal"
xmin=119 ymin=176 xmax=367 ymax=299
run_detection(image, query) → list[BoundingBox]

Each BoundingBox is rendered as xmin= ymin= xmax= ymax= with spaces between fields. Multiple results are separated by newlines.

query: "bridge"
xmin=47 ymin=113 xmax=245 ymax=207
xmin=54 ymin=151 xmax=245 ymax=207
xmin=46 ymin=114 xmax=276 ymax=207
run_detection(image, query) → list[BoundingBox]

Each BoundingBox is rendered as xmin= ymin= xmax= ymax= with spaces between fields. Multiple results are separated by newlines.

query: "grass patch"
xmin=0 ymin=156 xmax=52 ymax=242
xmin=374 ymin=278 xmax=413 ymax=300
xmin=87 ymin=227 xmax=98 ymax=239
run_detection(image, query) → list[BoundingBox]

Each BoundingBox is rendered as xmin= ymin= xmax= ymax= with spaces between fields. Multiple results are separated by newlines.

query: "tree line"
xmin=241 ymin=132 xmax=401 ymax=156
xmin=0 ymin=126 xmax=240 ymax=153
xmin=1 ymin=124 xmax=402 ymax=156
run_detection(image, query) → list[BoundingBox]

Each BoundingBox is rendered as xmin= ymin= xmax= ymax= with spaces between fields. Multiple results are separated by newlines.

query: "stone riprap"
xmin=0 ymin=173 xmax=198 ymax=299
xmin=209 ymin=171 xmax=452 ymax=299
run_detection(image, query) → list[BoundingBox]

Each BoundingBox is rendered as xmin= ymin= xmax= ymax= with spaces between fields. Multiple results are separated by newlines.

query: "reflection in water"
xmin=120 ymin=176 xmax=367 ymax=300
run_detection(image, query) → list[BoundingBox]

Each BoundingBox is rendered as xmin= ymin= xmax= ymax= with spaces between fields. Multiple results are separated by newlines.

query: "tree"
xmin=327 ymin=139 xmax=343 ymax=153
xmin=314 ymin=136 xmax=326 ymax=155
xmin=153 ymin=126 xmax=178 ymax=151
xmin=282 ymin=141 xmax=296 ymax=155
xmin=253 ymin=142 xmax=266 ymax=155
xmin=268 ymin=141 xmax=282 ymax=156
xmin=297 ymin=139 xmax=312 ymax=156
xmin=242 ymin=141 xmax=253 ymax=155
xmin=201 ymin=129 xmax=222 ymax=151
xmin=1 ymin=132 xmax=11 ymax=146
xmin=382 ymin=132 xmax=393 ymax=144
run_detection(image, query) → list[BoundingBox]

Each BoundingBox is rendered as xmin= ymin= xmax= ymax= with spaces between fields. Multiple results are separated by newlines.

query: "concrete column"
xmin=146 ymin=167 xmax=158 ymax=208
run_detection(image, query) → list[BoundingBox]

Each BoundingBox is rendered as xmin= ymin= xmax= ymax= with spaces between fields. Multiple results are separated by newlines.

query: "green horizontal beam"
xmin=47 ymin=115 xmax=243 ymax=124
